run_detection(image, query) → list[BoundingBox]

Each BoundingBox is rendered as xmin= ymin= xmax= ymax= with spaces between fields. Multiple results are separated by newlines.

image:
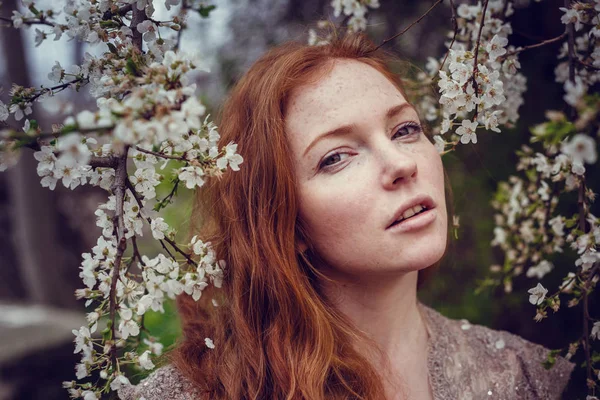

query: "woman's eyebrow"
xmin=302 ymin=102 xmax=413 ymax=157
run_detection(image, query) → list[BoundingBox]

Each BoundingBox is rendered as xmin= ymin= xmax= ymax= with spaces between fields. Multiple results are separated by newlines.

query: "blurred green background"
xmin=0 ymin=0 xmax=596 ymax=399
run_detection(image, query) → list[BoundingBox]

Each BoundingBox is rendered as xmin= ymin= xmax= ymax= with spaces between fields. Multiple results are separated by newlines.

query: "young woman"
xmin=119 ymin=33 xmax=574 ymax=400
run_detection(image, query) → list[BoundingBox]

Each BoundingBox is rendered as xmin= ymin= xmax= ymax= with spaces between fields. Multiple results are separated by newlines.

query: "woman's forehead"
xmin=287 ymin=59 xmax=402 ymax=110
xmin=284 ymin=60 xmax=408 ymax=142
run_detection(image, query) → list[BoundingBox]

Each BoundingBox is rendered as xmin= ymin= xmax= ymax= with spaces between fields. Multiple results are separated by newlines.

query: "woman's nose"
xmin=378 ymin=143 xmax=418 ymax=190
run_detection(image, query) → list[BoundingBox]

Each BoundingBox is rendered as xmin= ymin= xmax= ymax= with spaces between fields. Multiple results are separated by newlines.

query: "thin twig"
xmin=125 ymin=179 xmax=198 ymax=267
xmin=371 ymin=0 xmax=444 ymax=52
xmin=154 ymin=178 xmax=181 ymax=211
xmin=577 ymin=59 xmax=600 ymax=72
xmin=437 ymin=0 xmax=459 ymax=73
xmin=469 ymin=0 xmax=490 ymax=120
xmin=16 ymin=78 xmax=86 ymax=105
xmin=0 ymin=15 xmax=54 ymax=27
xmin=108 ymin=151 xmax=129 ymax=370
xmin=503 ymin=32 xmax=567 ymax=58
xmin=472 ymin=0 xmax=490 ymax=79
xmin=131 ymin=235 xmax=143 ymax=265
xmin=501 ymin=0 xmax=512 ymax=18
xmin=578 ymin=178 xmax=593 ymax=390
xmin=133 ymin=145 xmax=185 ymax=160
xmin=564 ymin=0 xmax=576 ymax=98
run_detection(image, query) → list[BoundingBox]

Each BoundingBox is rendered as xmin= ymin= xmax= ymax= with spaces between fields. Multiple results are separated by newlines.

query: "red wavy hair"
xmin=170 ymin=33 xmax=433 ymax=400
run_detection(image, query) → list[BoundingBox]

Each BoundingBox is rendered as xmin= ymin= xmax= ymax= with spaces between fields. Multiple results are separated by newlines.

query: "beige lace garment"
xmin=118 ymin=303 xmax=575 ymax=400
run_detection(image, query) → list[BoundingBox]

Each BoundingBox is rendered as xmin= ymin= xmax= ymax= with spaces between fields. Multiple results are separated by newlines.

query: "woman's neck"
xmin=322 ymin=269 xmax=429 ymax=371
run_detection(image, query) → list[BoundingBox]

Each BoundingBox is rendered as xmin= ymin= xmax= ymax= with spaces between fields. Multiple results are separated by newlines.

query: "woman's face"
xmin=285 ymin=59 xmax=447 ymax=282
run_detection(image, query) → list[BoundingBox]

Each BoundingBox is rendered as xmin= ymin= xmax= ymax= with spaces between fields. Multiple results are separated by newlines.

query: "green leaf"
xmin=565 ymin=216 xmax=578 ymax=228
xmin=125 ymin=58 xmax=141 ymax=77
xmin=107 ymin=43 xmax=119 ymax=55
xmin=543 ymin=350 xmax=559 ymax=370
xmin=61 ymin=124 xmax=78 ymax=134
xmin=198 ymin=5 xmax=216 ymax=18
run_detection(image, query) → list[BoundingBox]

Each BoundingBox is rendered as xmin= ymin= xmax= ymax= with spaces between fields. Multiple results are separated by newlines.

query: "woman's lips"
xmin=386 ymin=207 xmax=436 ymax=233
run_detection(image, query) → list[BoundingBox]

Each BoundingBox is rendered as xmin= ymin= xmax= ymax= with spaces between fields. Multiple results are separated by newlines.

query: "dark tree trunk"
xmin=0 ymin=0 xmax=80 ymax=309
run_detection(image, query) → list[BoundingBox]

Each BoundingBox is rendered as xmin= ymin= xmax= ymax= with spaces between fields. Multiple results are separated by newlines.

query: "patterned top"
xmin=118 ymin=303 xmax=575 ymax=400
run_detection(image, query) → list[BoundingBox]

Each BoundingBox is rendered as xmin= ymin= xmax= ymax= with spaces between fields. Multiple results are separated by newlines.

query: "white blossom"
xmin=205 ymin=337 xmax=215 ymax=349
xmin=82 ymin=391 xmax=98 ymax=400
xmin=109 ymin=374 xmax=130 ymax=392
xmin=33 ymin=29 xmax=47 ymax=47
xmin=561 ymin=134 xmax=597 ymax=165
xmin=216 ymin=143 xmax=243 ymax=171
xmin=433 ymin=135 xmax=445 ymax=153
xmin=559 ymin=272 xmax=576 ymax=293
xmin=178 ymin=165 xmax=205 ymax=189
xmin=118 ymin=318 xmax=140 ymax=340
xmin=72 ymin=326 xmax=92 ymax=354
xmin=549 ymin=216 xmax=565 ymax=237
xmin=559 ymin=7 xmax=584 ymax=31
xmin=48 ymin=61 xmax=64 ymax=83
xmin=486 ymin=34 xmax=508 ymax=62
xmin=138 ymin=350 xmax=155 ymax=370
xmin=143 ymin=338 xmax=164 ymax=356
xmin=527 ymin=283 xmax=548 ymax=305
xmin=526 ymin=260 xmax=554 ymax=279
xmin=86 ymin=311 xmax=100 ymax=333
xmin=136 ymin=20 xmax=158 ymax=42
xmin=456 ymin=119 xmax=478 ymax=144
xmin=11 ymin=10 xmax=23 ymax=28
xmin=563 ymin=76 xmax=586 ymax=106
xmin=150 ymin=217 xmax=169 ymax=240
xmin=183 ymin=271 xmax=209 ymax=301
xmin=591 ymin=322 xmax=600 ymax=340
xmin=575 ymin=249 xmax=600 ymax=272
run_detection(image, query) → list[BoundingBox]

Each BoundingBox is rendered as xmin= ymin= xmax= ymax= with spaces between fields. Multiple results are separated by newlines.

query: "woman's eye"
xmin=319 ymin=152 xmax=348 ymax=170
xmin=392 ymin=122 xmax=422 ymax=139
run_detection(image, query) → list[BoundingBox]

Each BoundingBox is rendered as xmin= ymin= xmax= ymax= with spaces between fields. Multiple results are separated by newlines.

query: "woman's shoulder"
xmin=118 ymin=364 xmax=204 ymax=400
xmin=419 ymin=303 xmax=575 ymax=399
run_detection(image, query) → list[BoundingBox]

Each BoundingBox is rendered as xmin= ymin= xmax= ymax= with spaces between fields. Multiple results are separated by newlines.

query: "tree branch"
xmin=131 ymin=7 xmax=146 ymax=51
xmin=108 ymin=150 xmax=129 ymax=370
xmin=23 ymin=78 xmax=86 ymax=104
xmin=578 ymin=178 xmax=594 ymax=390
xmin=133 ymin=145 xmax=185 ymax=160
xmin=102 ymin=4 xmax=133 ymax=21
xmin=577 ymin=59 xmax=600 ymax=72
xmin=125 ymin=179 xmax=198 ymax=267
xmin=565 ymin=0 xmax=576 ymax=86
xmin=0 ymin=15 xmax=54 ymax=27
xmin=371 ymin=0 xmax=443 ymax=52
xmin=437 ymin=0 xmax=459 ymax=73
xmin=472 ymin=0 xmax=490 ymax=79
xmin=470 ymin=0 xmax=490 ymax=120
xmin=90 ymin=156 xmax=118 ymax=169
xmin=503 ymin=32 xmax=567 ymax=59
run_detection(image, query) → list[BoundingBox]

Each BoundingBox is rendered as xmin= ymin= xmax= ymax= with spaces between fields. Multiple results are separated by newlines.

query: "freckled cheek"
xmin=299 ymin=184 xmax=372 ymax=237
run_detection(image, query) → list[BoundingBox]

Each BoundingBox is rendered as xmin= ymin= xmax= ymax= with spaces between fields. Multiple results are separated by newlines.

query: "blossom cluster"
xmin=0 ymin=0 xmax=235 ymax=398
xmin=308 ymin=0 xmax=380 ymax=45
xmin=330 ymin=0 xmax=380 ymax=32
xmin=556 ymin=2 xmax=600 ymax=107
xmin=490 ymin=113 xmax=599 ymax=296
xmin=485 ymin=0 xmax=600 ymax=382
xmin=414 ymin=0 xmax=527 ymax=152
